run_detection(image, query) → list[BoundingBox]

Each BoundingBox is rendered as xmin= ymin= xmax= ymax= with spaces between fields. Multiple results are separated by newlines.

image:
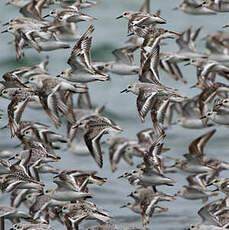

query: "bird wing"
xmin=188 ymin=129 xmax=216 ymax=160
xmin=137 ymin=89 xmax=157 ymax=122
xmin=84 ymin=128 xmax=106 ymax=168
xmin=8 ymin=97 xmax=30 ymax=137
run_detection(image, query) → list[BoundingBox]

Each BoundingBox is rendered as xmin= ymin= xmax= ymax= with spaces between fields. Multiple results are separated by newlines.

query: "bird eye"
xmin=30 ymin=77 xmax=34 ymax=81
xmin=128 ymin=86 xmax=131 ymax=89
xmin=2 ymin=90 xmax=7 ymax=94
xmin=59 ymin=16 xmax=63 ymax=20
xmin=123 ymin=12 xmax=127 ymax=16
xmin=224 ymin=100 xmax=228 ymax=103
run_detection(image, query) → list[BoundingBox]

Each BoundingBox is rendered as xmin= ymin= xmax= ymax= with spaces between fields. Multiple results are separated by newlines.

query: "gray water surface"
xmin=0 ymin=0 xmax=229 ymax=229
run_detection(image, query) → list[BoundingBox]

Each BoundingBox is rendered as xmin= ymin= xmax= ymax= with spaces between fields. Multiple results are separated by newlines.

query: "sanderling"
xmin=44 ymin=6 xmax=97 ymax=23
xmin=174 ymin=1 xmax=216 ymax=15
xmin=58 ymin=25 xmax=110 ymax=83
xmin=104 ymin=46 xmax=139 ymax=76
xmin=73 ymin=114 xmax=123 ymax=168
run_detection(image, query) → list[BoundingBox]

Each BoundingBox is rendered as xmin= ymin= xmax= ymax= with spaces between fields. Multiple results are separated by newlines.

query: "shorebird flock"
xmin=1 ymin=0 xmax=229 ymax=229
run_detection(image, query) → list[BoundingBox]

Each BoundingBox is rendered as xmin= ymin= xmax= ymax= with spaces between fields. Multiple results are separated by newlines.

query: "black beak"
xmin=1 ymin=30 xmax=8 ymax=33
xmin=120 ymin=89 xmax=128 ymax=93
xmin=172 ymin=7 xmax=178 ymax=10
xmin=120 ymin=204 xmax=126 ymax=208
xmin=56 ymin=75 xmax=60 ymax=78
xmin=43 ymin=14 xmax=50 ymax=18
xmin=190 ymin=84 xmax=196 ymax=88
xmin=223 ymin=25 xmax=229 ymax=28
xmin=195 ymin=4 xmax=203 ymax=8
xmin=72 ymin=124 xmax=79 ymax=129
xmin=8 ymin=156 xmax=15 ymax=161
xmin=53 ymin=174 xmax=59 ymax=179
xmin=184 ymin=62 xmax=190 ymax=66
xmin=127 ymin=192 xmax=134 ymax=197
xmin=2 ymin=22 xmax=9 ymax=27
xmin=200 ymin=116 xmax=207 ymax=119
xmin=22 ymin=83 xmax=29 ymax=88
xmin=127 ymin=32 xmax=134 ymax=37
xmin=116 ymin=15 xmax=123 ymax=19
xmin=206 ymin=182 xmax=213 ymax=186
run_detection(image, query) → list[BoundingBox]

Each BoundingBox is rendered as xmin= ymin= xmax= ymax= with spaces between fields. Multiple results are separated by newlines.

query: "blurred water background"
xmin=1 ymin=0 xmax=229 ymax=229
